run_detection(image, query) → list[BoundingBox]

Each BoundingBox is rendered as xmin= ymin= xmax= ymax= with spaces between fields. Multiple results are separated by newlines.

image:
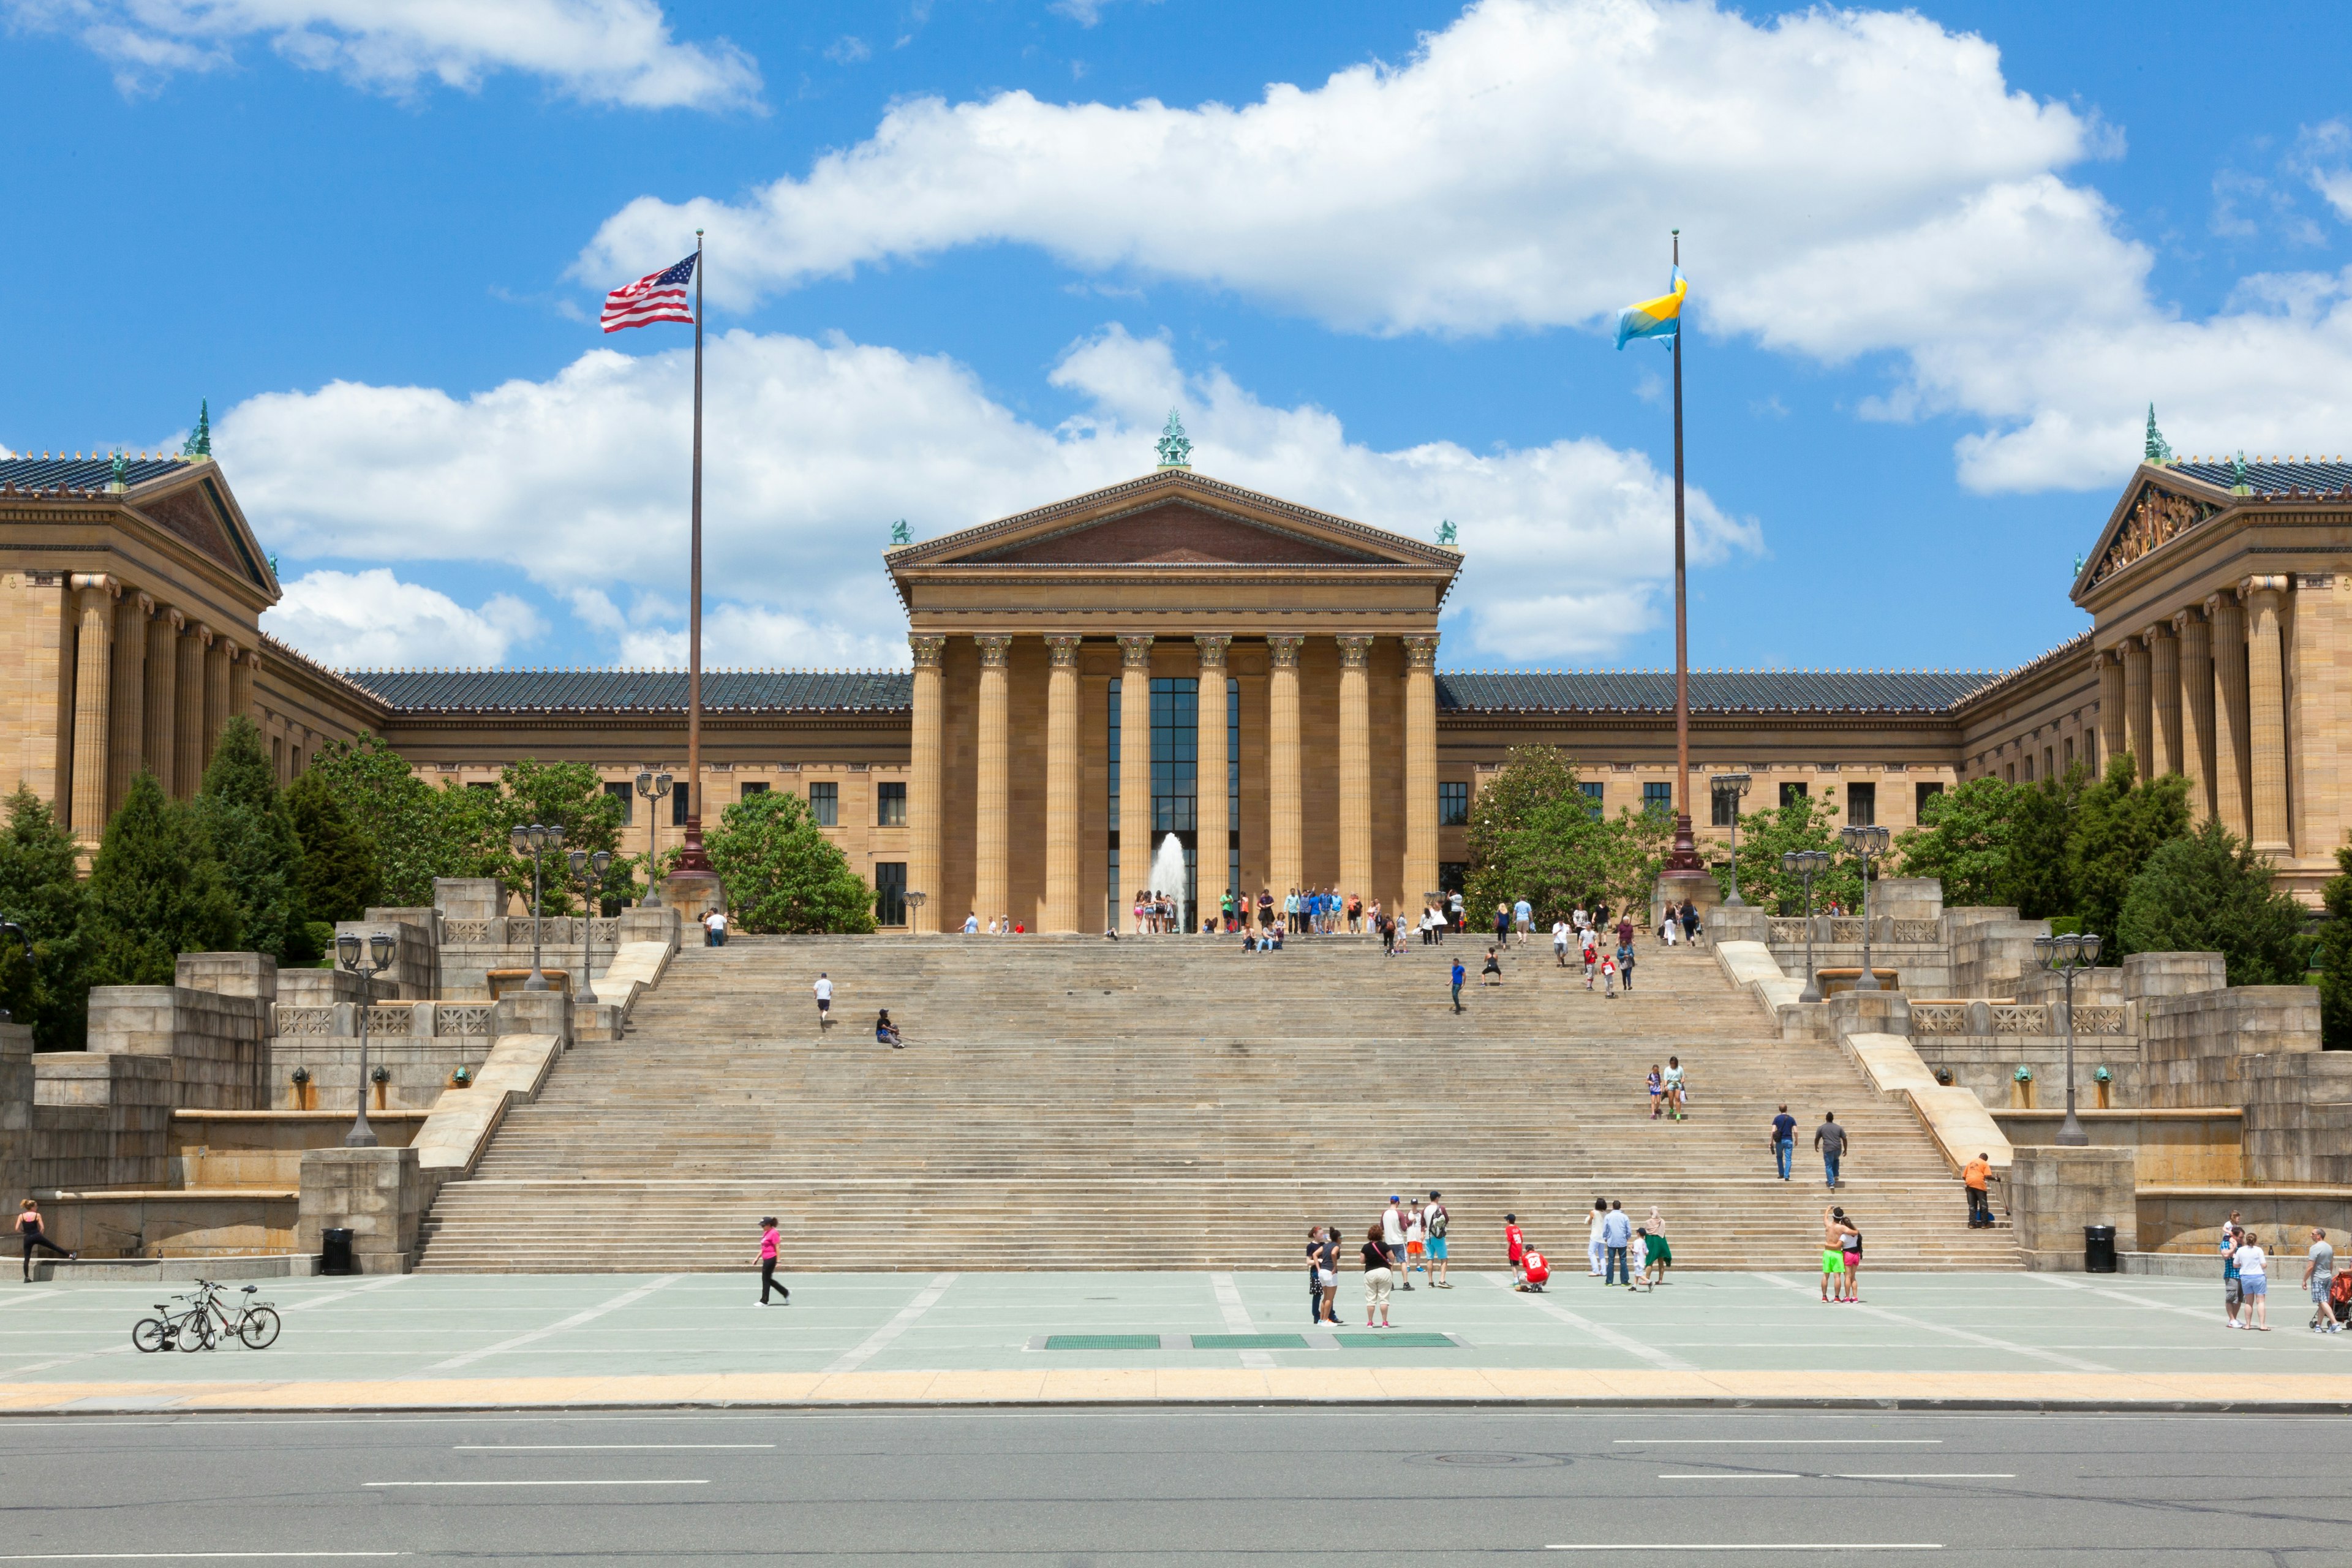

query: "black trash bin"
xmin=2084 ymin=1223 xmax=2118 ymax=1274
xmin=321 ymin=1227 xmax=356 ymax=1276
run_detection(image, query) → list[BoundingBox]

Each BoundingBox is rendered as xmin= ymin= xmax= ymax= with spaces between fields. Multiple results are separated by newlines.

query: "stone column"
xmin=2097 ymin=646 xmax=2127 ymax=774
xmin=973 ymin=635 xmax=1013 ymax=926
xmin=1336 ymin=635 xmax=1373 ymax=906
xmin=1044 ymin=635 xmax=1083 ymax=933
xmin=1404 ymin=635 xmax=1439 ymax=916
xmin=2242 ymin=576 xmax=2292 ymax=853
xmin=2122 ymin=634 xmax=2152 ymax=780
xmin=202 ymin=631 xmax=232 ymax=772
xmin=107 ymin=592 xmax=149 ymax=819
xmin=1194 ymin=635 xmax=1231 ymax=917
xmin=67 ymin=576 xmax=116 ymax=835
xmin=145 ymin=607 xmax=180 ymax=797
xmin=174 ymin=622 xmax=209 ymax=797
xmin=2174 ymin=608 xmax=2214 ymax=822
xmin=1266 ymin=635 xmax=1304 ymax=903
xmin=1118 ymin=636 xmax=1155 ymax=923
xmin=2145 ymin=623 xmax=2180 ymax=778
xmin=907 ymin=635 xmax=946 ymax=932
xmin=2208 ymin=592 xmax=2252 ymax=837
xmin=230 ymin=644 xmax=256 ymax=728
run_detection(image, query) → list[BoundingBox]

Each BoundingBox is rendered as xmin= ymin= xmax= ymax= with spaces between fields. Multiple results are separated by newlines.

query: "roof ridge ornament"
xmin=1154 ymin=408 xmax=1191 ymax=470
xmin=2230 ymin=451 xmax=2251 ymax=496
xmin=1435 ymin=519 xmax=1458 ymax=547
xmin=181 ymin=399 xmax=211 ymax=459
xmin=2144 ymin=404 xmax=2172 ymax=466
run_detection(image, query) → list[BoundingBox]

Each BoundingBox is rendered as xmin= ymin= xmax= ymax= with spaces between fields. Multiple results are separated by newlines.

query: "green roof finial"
xmin=2143 ymin=403 xmax=2172 ymax=465
xmin=1154 ymin=409 xmax=1191 ymax=470
xmin=181 ymin=399 xmax=211 ymax=459
xmin=107 ymin=450 xmax=128 ymax=493
xmin=1435 ymin=519 xmax=1458 ymax=546
xmin=888 ymin=518 xmax=911 ymax=546
xmin=2230 ymin=450 xmax=2250 ymax=494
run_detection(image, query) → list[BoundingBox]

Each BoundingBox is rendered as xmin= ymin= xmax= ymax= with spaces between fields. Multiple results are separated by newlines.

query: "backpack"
xmin=1428 ymin=1205 xmax=1447 ymax=1239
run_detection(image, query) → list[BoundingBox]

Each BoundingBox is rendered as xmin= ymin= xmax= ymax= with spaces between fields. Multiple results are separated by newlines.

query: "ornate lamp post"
xmin=1838 ymin=823 xmax=1891 ymax=991
xmin=2034 ymin=931 xmax=2103 ymax=1147
xmin=1711 ymin=772 xmax=1752 ymax=906
xmin=509 ymin=824 xmax=564 ymax=991
xmin=1781 ymin=849 xmax=1830 ymax=1003
xmin=903 ymin=890 xmax=927 ymax=933
xmin=570 ymin=848 xmax=612 ymax=1006
xmin=335 ymin=930 xmax=396 ymax=1147
xmin=635 ymin=771 xmax=674 ymax=908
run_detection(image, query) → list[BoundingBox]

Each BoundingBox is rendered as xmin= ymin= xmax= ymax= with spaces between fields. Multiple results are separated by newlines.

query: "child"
xmin=1647 ymin=1065 xmax=1664 ymax=1119
xmin=1504 ymin=1212 xmax=1527 ymax=1287
xmin=1631 ymin=1227 xmax=1656 ymax=1292
xmin=1520 ymin=1245 xmax=1550 ymax=1292
xmin=1404 ymin=1200 xmax=1428 ymax=1287
xmin=1600 ymin=955 xmax=1618 ymax=997
xmin=1582 ymin=932 xmax=1600 ymax=990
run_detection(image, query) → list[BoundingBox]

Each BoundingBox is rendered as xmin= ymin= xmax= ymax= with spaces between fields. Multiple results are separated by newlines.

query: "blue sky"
xmin=6 ymin=0 xmax=2350 ymax=674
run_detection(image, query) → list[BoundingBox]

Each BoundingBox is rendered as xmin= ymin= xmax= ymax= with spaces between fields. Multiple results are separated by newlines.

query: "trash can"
xmin=321 ymin=1227 xmax=356 ymax=1276
xmin=2084 ymin=1223 xmax=2118 ymax=1274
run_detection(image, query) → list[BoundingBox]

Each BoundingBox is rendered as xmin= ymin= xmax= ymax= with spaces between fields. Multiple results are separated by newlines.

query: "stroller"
xmin=2331 ymin=1270 xmax=2351 ymax=1327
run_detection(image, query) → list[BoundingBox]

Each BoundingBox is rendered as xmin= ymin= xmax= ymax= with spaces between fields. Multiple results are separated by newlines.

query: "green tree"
xmin=2317 ymin=846 xmax=2352 ymax=1050
xmin=2117 ymin=820 xmax=2307 ymax=984
xmin=194 ymin=716 xmax=307 ymax=960
xmin=286 ymin=767 xmax=382 ymax=927
xmin=0 ymin=785 xmax=93 ymax=1050
xmin=2010 ymin=763 xmax=2093 ymax=919
xmin=82 ymin=771 xmax=238 ymax=986
xmin=1894 ymin=777 xmax=2021 ymax=908
xmin=1462 ymin=747 xmax=1661 ymax=920
xmin=704 ymin=789 xmax=877 ymax=933
xmin=303 ymin=733 xmax=486 ymax=907
xmin=2065 ymin=753 xmax=2191 ymax=952
xmin=478 ymin=760 xmax=631 ymax=916
xmin=1728 ymin=786 xmax=1861 ymax=916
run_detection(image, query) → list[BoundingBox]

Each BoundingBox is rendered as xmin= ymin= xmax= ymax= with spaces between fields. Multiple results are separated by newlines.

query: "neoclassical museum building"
xmin=4 ymin=440 xmax=2348 ymax=928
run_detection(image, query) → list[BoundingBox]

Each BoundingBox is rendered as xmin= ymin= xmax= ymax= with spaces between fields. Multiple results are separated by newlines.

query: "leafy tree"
xmin=304 ymin=733 xmax=486 ymax=908
xmin=2117 ymin=820 xmax=2307 ymax=984
xmin=2317 ymin=846 xmax=2352 ymax=1050
xmin=1894 ymin=777 xmax=2020 ymax=908
xmin=1463 ymin=747 xmax=1662 ymax=921
xmin=82 ymin=771 xmax=238 ymax=986
xmin=0 ymin=785 xmax=92 ymax=1050
xmin=287 ymin=767 xmax=382 ymax=926
xmin=2065 ymin=753 xmax=2190 ymax=953
xmin=1728 ymin=786 xmax=1861 ymax=916
xmin=2009 ymin=763 xmax=2093 ymax=920
xmin=704 ymin=789 xmax=876 ymax=933
xmin=478 ymin=760 xmax=632 ymax=916
xmin=194 ymin=716 xmax=306 ymax=960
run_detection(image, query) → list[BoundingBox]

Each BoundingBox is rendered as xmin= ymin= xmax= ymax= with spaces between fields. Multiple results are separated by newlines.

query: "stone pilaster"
xmin=173 ymin=620 xmax=210 ymax=797
xmin=2207 ymin=592 xmax=2251 ymax=839
xmin=2242 ymin=576 xmax=2291 ymax=853
xmin=2174 ymin=607 xmax=2213 ymax=823
xmin=2122 ymin=633 xmax=2152 ymax=780
xmin=2145 ymin=622 xmax=2180 ymax=778
xmin=2097 ymin=646 xmax=2126 ymax=777
xmin=907 ymin=634 xmax=946 ymax=932
xmin=1044 ymin=635 xmax=1084 ymax=933
xmin=202 ymin=629 xmax=231 ymax=774
xmin=67 ymin=576 xmax=116 ymax=835
xmin=1193 ymin=635 xmax=1231 ymax=915
xmin=107 ymin=591 xmax=149 ymax=820
xmin=1403 ymin=635 xmax=1439 ymax=917
xmin=230 ymin=643 xmax=255 ymax=728
xmin=1266 ymin=635 xmax=1304 ymax=903
xmin=1336 ymin=635 xmax=1373 ymax=906
xmin=973 ymin=635 xmax=1013 ymax=926
xmin=1117 ymin=636 xmax=1154 ymax=919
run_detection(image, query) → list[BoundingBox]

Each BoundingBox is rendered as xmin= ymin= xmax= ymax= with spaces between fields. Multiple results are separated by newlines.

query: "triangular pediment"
xmin=2073 ymin=467 xmax=2226 ymax=601
xmin=125 ymin=464 xmax=278 ymax=595
xmin=974 ymin=498 xmax=1381 ymax=565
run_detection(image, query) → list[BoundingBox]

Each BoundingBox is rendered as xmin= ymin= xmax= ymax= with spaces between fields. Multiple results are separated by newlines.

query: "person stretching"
xmin=17 ymin=1199 xmax=74 ymax=1280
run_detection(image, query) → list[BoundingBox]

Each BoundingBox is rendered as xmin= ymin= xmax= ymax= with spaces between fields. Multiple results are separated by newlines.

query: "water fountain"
xmin=1149 ymin=832 xmax=1189 ymax=931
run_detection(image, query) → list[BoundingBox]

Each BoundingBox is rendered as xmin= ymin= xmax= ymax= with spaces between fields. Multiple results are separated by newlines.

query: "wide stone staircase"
xmin=414 ymin=933 xmax=2018 ymax=1273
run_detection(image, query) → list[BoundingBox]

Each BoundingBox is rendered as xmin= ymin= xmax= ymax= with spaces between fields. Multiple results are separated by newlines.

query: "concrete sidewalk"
xmin=2 ymin=1268 xmax=2344 ymax=1413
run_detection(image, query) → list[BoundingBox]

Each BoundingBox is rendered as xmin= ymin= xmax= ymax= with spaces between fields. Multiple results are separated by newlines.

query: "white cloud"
xmin=11 ymin=0 xmax=760 ymax=109
xmin=575 ymin=0 xmax=2352 ymax=492
xmin=262 ymin=568 xmax=545 ymax=666
xmin=220 ymin=324 xmax=1755 ymax=668
xmin=2295 ymin=120 xmax=2352 ymax=221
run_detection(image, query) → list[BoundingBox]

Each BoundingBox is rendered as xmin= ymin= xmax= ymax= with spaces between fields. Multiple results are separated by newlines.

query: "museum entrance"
xmin=1109 ymin=675 xmax=1239 ymax=932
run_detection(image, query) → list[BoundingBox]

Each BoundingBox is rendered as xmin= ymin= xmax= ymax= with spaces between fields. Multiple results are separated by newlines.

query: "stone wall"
xmin=296 ymin=1146 xmax=435 ymax=1273
xmin=269 ymin=1001 xmax=498 ymax=1110
xmin=2008 ymin=1144 xmax=2137 ymax=1270
xmin=29 ymin=1052 xmax=174 ymax=1190
xmin=173 ymin=1109 xmax=426 ymax=1187
xmin=81 ymin=952 xmax=276 ymax=1111
xmin=0 ymin=1023 xmax=29 ymax=1214
xmin=1995 ymin=1109 xmax=2243 ymax=1185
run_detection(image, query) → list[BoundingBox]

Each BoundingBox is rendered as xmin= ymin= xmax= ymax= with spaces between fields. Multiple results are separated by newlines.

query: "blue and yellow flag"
xmin=1615 ymin=266 xmax=1686 ymax=350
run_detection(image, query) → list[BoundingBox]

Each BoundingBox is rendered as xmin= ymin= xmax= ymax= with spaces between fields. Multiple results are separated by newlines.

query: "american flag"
xmin=601 ymin=254 xmax=697 ymax=333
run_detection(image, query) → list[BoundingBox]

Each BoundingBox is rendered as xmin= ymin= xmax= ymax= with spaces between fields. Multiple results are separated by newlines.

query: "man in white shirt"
xmin=812 ymin=972 xmax=834 ymax=1031
xmin=1551 ymin=919 xmax=1572 ymax=967
xmin=1382 ymin=1197 xmax=1410 ymax=1291
xmin=706 ymin=908 xmax=728 ymax=948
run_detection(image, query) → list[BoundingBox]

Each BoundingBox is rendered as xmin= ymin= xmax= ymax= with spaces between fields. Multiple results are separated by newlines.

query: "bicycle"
xmin=190 ymin=1280 xmax=281 ymax=1350
xmin=130 ymin=1292 xmax=213 ymax=1353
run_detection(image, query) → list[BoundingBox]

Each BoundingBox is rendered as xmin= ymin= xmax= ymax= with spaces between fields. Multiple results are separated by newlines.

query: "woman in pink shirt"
xmin=758 ymin=1218 xmax=788 ymax=1305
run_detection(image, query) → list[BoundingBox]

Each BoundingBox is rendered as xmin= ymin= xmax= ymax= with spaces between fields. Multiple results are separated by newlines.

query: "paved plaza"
xmin=4 ymin=1268 xmax=2348 ymax=1414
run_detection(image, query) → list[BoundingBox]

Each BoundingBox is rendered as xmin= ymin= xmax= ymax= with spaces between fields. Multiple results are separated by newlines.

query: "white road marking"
xmin=365 ymin=1480 xmax=706 ymax=1488
xmin=426 ymin=1276 xmax=677 ymax=1372
xmin=1659 ymin=1472 xmax=1800 ymax=1479
xmin=1485 ymin=1273 xmax=1693 ymax=1370
xmin=1832 ymin=1474 xmax=2014 ymax=1480
xmin=282 ymin=1275 xmax=413 ymax=1314
xmin=823 ymin=1273 xmax=956 ymax=1376
xmin=1547 ymin=1547 xmax=1940 ymax=1553
xmin=1619 ymin=1439 xmax=1940 ymax=1446
xmin=2023 ymin=1272 xmax=2225 ymax=1322
xmin=1210 ymin=1272 xmax=1276 ymax=1369
xmin=0 ymin=1556 xmax=405 ymax=1561
xmin=453 ymin=1443 xmax=774 ymax=1450
xmin=1751 ymin=1272 xmax=2111 ymax=1371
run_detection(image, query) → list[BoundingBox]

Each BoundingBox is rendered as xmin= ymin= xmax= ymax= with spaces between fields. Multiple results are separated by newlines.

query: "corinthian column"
xmin=67 ymin=576 xmax=117 ymax=835
xmin=1117 ymin=636 xmax=1154 ymax=925
xmin=2146 ymin=624 xmax=2180 ymax=778
xmin=145 ymin=608 xmax=180 ymax=797
xmin=230 ymin=644 xmax=256 ymax=728
xmin=1336 ymin=635 xmax=1373 ymax=907
xmin=1267 ymin=635 xmax=1304 ymax=903
xmin=1044 ymin=635 xmax=1083 ymax=933
xmin=2122 ymin=634 xmax=2152 ymax=780
xmin=973 ymin=635 xmax=1013 ymax=925
xmin=1403 ymin=635 xmax=1439 ymax=916
xmin=2207 ymin=592 xmax=2251 ymax=837
xmin=2174 ymin=608 xmax=2213 ymax=822
xmin=2241 ymin=576 xmax=2292 ymax=853
xmin=2097 ymin=646 xmax=2126 ymax=774
xmin=107 ymin=592 xmax=150 ymax=819
xmin=174 ymin=621 xmax=209 ymax=797
xmin=907 ymin=634 xmax=946 ymax=932
xmin=202 ymin=633 xmax=232 ymax=772
xmin=1194 ymin=635 xmax=1231 ymax=918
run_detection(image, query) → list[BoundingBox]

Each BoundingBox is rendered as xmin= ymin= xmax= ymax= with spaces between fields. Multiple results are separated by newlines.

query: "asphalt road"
xmin=0 ymin=1408 xmax=2346 ymax=1563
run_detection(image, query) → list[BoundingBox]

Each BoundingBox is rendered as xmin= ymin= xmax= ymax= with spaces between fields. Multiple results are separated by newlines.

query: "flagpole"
xmin=1665 ymin=227 xmax=1703 ymax=879
xmin=673 ymin=229 xmax=717 ymax=891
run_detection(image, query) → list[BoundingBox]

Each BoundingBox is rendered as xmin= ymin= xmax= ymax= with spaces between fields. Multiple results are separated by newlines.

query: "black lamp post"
xmin=1781 ymin=849 xmax=1830 ymax=1003
xmin=1839 ymin=823 xmax=1891 ymax=991
xmin=335 ymin=930 xmax=396 ymax=1148
xmin=635 ymin=771 xmax=674 ymax=908
xmin=570 ymin=848 xmax=612 ymax=1006
xmin=2034 ymin=931 xmax=2103 ymax=1147
xmin=1711 ymin=772 xmax=1752 ymax=906
xmin=509 ymin=824 xmax=564 ymax=991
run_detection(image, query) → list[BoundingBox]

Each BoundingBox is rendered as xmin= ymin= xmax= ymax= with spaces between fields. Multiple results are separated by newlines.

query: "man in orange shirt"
xmin=1962 ymin=1153 xmax=1993 ymax=1229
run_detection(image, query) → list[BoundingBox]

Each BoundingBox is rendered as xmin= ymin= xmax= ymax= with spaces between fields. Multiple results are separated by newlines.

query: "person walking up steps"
xmin=812 ymin=972 xmax=834 ymax=1031
xmin=1450 ymin=956 xmax=1466 ymax=1013
xmin=1513 ymin=896 xmax=1534 ymax=947
xmin=757 ymin=1217 xmax=789 ymax=1305
xmin=1963 ymin=1152 xmax=1993 ymax=1227
xmin=1425 ymin=1191 xmax=1452 ymax=1287
xmin=1771 ymin=1105 xmax=1796 ymax=1181
xmin=1815 ymin=1110 xmax=1847 ymax=1189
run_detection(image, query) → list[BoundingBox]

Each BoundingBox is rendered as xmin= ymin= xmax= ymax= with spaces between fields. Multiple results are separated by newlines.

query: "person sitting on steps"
xmin=875 ymin=1009 xmax=902 ymax=1049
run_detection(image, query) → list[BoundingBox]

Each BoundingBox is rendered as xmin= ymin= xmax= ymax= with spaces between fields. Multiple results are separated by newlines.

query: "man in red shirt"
xmin=1505 ymin=1213 xmax=1526 ymax=1288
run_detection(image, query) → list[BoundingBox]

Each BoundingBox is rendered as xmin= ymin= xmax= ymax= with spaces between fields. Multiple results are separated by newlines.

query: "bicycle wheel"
xmin=238 ymin=1307 xmax=281 ymax=1349
xmin=132 ymin=1318 xmax=167 ymax=1353
xmin=177 ymin=1313 xmax=216 ymax=1352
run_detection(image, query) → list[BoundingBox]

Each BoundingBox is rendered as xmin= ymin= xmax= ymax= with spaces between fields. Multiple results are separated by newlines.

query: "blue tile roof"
xmin=2166 ymin=458 xmax=2352 ymax=496
xmin=342 ymin=669 xmax=914 ymax=714
xmin=1436 ymin=670 xmax=1999 ymax=714
xmin=0 ymin=454 xmax=192 ymax=493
